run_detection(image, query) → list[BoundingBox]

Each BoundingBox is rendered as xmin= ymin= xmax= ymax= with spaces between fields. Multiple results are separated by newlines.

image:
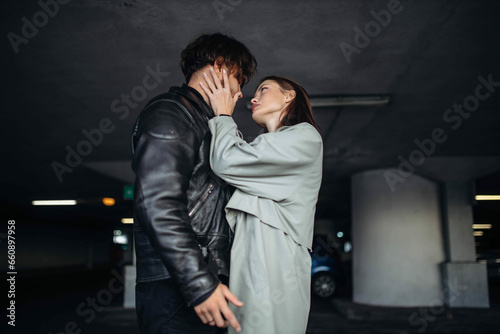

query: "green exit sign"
xmin=123 ymin=185 xmax=134 ymax=200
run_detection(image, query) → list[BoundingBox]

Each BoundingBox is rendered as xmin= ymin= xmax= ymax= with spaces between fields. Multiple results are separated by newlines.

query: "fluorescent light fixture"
xmin=473 ymin=231 xmax=484 ymax=237
xmin=475 ymin=195 xmax=500 ymax=200
xmin=121 ymin=218 xmax=134 ymax=224
xmin=309 ymin=95 xmax=390 ymax=107
xmin=245 ymin=95 xmax=390 ymax=110
xmin=32 ymin=200 xmax=77 ymax=206
xmin=473 ymin=224 xmax=492 ymax=229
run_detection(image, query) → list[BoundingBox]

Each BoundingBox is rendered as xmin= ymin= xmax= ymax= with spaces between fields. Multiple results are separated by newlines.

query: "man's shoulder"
xmin=146 ymin=86 xmax=183 ymax=106
xmin=139 ymin=91 xmax=194 ymax=140
xmin=144 ymin=85 xmax=205 ymax=120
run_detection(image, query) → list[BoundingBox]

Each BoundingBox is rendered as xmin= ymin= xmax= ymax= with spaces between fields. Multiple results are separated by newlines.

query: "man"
xmin=131 ymin=33 xmax=257 ymax=333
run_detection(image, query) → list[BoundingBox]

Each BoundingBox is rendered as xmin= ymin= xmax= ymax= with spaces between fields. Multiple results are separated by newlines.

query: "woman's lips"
xmin=252 ymin=104 xmax=259 ymax=112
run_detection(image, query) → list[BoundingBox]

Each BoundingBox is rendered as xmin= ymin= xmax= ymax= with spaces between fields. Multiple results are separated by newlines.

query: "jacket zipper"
xmin=188 ymin=183 xmax=214 ymax=217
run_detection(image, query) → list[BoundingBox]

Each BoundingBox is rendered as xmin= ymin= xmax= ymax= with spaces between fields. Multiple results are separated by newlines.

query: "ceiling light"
xmin=113 ymin=235 xmax=128 ymax=245
xmin=473 ymin=231 xmax=484 ymax=237
xmin=475 ymin=195 xmax=500 ymax=200
xmin=473 ymin=224 xmax=492 ymax=229
xmin=245 ymin=95 xmax=390 ymax=110
xmin=102 ymin=197 xmax=116 ymax=206
xmin=121 ymin=218 xmax=134 ymax=224
xmin=32 ymin=200 xmax=77 ymax=206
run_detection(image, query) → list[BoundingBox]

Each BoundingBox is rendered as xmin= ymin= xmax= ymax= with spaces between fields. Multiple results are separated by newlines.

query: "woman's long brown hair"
xmin=259 ymin=76 xmax=320 ymax=131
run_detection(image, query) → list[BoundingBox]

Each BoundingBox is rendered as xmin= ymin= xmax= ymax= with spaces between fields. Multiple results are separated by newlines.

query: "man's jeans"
xmin=136 ymin=279 xmax=225 ymax=334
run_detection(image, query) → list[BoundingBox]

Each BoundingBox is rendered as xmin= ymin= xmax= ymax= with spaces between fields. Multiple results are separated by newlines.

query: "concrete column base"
xmin=441 ymin=262 xmax=489 ymax=308
xmin=123 ymin=265 xmax=136 ymax=308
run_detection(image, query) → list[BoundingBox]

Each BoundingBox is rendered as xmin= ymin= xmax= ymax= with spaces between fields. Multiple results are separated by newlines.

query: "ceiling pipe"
xmin=245 ymin=95 xmax=391 ymax=110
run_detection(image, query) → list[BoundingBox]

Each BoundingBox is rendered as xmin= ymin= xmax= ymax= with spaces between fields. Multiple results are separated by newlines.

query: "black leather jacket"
xmin=131 ymin=84 xmax=233 ymax=306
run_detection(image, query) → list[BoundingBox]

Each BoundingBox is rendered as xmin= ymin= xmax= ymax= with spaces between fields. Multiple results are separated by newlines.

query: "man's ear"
xmin=212 ymin=57 xmax=225 ymax=81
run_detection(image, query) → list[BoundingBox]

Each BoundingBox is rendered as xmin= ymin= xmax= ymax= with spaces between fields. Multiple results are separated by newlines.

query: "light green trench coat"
xmin=209 ymin=116 xmax=323 ymax=334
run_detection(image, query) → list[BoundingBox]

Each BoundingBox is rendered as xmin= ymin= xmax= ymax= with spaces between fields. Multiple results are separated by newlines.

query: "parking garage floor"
xmin=8 ymin=269 xmax=500 ymax=334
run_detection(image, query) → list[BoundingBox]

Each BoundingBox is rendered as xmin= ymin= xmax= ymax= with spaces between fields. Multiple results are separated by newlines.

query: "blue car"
xmin=310 ymin=238 xmax=344 ymax=299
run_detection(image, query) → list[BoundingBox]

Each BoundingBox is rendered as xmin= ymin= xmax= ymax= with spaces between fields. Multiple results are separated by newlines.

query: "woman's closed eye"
xmin=253 ymin=86 xmax=267 ymax=100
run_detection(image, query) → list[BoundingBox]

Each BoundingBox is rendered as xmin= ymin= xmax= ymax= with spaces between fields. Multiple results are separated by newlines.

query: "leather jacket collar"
xmin=170 ymin=84 xmax=215 ymax=120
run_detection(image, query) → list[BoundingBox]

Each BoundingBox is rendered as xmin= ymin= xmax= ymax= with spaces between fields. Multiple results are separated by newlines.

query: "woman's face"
xmin=250 ymin=80 xmax=288 ymax=128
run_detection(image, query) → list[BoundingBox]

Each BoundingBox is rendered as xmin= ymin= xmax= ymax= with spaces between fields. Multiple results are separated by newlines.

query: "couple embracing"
xmin=131 ymin=33 xmax=323 ymax=334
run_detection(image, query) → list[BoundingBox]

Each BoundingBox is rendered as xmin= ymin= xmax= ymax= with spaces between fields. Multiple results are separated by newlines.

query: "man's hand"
xmin=194 ymin=283 xmax=244 ymax=332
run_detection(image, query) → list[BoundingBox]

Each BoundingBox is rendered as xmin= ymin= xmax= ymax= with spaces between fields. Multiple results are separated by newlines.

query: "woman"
xmin=200 ymin=70 xmax=323 ymax=334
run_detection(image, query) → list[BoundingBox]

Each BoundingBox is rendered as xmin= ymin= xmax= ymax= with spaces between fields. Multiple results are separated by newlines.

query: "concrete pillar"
xmin=123 ymin=265 xmax=136 ymax=308
xmin=352 ymin=169 xmax=446 ymax=307
xmin=441 ymin=182 xmax=489 ymax=308
xmin=123 ymin=235 xmax=136 ymax=308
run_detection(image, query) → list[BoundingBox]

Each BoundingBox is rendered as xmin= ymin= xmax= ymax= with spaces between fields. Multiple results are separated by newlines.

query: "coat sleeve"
xmin=208 ymin=116 xmax=323 ymax=201
xmin=132 ymin=101 xmax=219 ymax=306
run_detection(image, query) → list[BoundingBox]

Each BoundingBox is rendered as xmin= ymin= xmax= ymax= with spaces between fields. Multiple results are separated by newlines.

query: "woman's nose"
xmin=251 ymin=97 xmax=257 ymax=104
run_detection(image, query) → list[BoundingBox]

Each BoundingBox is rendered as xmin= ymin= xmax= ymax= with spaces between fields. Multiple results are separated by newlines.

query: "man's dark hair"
xmin=180 ymin=33 xmax=257 ymax=87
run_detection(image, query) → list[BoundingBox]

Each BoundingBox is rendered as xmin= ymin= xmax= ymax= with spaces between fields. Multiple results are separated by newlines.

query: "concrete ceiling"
xmin=2 ymin=0 xmax=500 ymax=219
